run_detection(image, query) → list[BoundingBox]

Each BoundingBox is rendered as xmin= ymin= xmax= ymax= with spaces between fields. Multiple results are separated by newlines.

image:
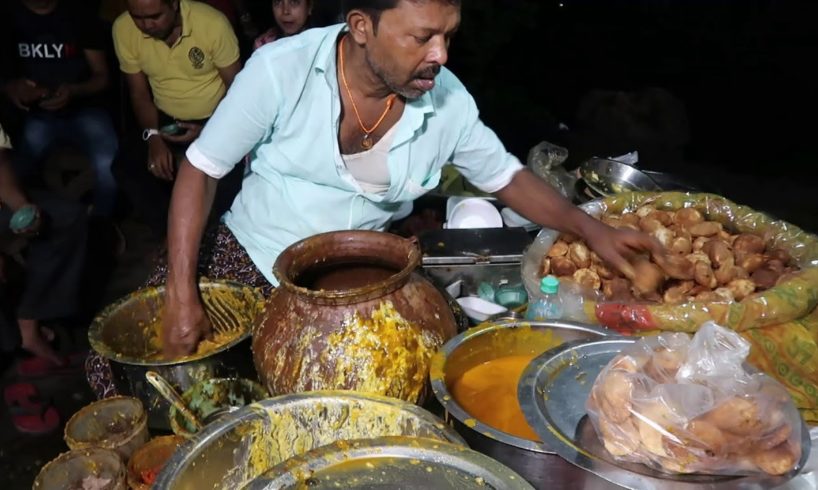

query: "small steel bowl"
xmin=580 ymin=158 xmax=661 ymax=196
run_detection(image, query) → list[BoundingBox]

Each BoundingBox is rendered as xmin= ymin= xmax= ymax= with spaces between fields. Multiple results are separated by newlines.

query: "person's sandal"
xmin=3 ymin=382 xmax=60 ymax=435
xmin=16 ymin=351 xmax=86 ymax=378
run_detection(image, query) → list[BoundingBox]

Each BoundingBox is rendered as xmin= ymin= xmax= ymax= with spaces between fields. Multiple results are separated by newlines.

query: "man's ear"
xmin=346 ymin=10 xmax=374 ymax=45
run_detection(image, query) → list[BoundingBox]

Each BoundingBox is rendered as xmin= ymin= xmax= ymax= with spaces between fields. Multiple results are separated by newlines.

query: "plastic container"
xmin=525 ymin=276 xmax=563 ymax=321
xmin=445 ymin=198 xmax=503 ymax=229
xmin=64 ymin=396 xmax=149 ymax=460
xmin=33 ymin=447 xmax=126 ymax=490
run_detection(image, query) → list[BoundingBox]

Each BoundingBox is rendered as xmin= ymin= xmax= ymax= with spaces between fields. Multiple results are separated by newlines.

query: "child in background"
xmin=254 ymin=0 xmax=312 ymax=50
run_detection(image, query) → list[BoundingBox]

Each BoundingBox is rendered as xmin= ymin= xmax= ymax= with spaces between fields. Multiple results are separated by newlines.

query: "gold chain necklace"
xmin=339 ymin=35 xmax=397 ymax=150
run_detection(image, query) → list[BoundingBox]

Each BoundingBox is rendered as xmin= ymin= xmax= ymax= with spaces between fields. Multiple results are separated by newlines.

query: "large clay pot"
xmin=253 ymin=230 xmax=458 ymax=404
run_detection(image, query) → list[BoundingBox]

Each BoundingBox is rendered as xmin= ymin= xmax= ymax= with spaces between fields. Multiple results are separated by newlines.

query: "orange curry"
xmin=451 ymin=354 xmax=540 ymax=441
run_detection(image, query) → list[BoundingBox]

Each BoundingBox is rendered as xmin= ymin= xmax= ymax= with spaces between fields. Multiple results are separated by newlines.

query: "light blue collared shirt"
xmin=187 ymin=24 xmax=523 ymax=285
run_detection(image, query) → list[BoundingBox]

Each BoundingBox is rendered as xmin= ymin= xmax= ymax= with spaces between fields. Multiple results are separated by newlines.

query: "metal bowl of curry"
xmin=429 ymin=319 xmax=613 ymax=488
xmin=154 ymin=391 xmax=465 ymax=490
xmin=88 ymin=279 xmax=266 ymax=430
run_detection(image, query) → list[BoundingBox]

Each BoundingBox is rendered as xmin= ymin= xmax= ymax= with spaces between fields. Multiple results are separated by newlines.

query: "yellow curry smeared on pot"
xmin=264 ymin=301 xmax=443 ymax=403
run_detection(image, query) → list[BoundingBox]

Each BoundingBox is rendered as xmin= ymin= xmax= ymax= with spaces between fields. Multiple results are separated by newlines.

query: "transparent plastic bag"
xmin=522 ymin=192 xmax=818 ymax=333
xmin=527 ymin=141 xmax=577 ymax=201
xmin=587 ymin=322 xmax=803 ymax=476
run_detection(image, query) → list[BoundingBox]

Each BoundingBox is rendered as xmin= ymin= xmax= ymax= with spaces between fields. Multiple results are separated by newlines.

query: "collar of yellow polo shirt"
xmin=113 ymin=0 xmax=240 ymax=120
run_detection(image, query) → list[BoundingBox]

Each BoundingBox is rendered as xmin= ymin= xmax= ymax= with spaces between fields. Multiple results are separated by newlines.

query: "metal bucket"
xmin=88 ymin=280 xmax=265 ymax=430
xmin=155 ymin=391 xmax=465 ymax=490
xmin=430 ymin=320 xmax=612 ymax=488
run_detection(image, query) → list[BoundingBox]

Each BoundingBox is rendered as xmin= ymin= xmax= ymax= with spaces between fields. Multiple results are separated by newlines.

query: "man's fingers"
xmin=610 ymin=253 xmax=636 ymax=280
xmin=160 ymin=156 xmax=175 ymax=180
xmin=10 ymin=97 xmax=29 ymax=111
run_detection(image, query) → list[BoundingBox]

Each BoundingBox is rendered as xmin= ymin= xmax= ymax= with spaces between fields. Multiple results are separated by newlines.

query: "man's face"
xmin=127 ymin=0 xmax=179 ymax=40
xmin=362 ymin=1 xmax=460 ymax=99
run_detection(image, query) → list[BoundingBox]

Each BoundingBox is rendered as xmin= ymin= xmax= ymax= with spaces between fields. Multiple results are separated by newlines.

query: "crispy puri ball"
xmin=573 ymin=268 xmax=602 ymax=291
xmin=727 ymin=279 xmax=756 ymax=301
xmin=671 ymin=236 xmax=693 ymax=256
xmin=758 ymin=423 xmax=793 ymax=451
xmin=551 ymin=256 xmax=578 ymax=277
xmin=599 ymin=416 xmax=640 ymax=457
xmin=733 ymin=234 xmax=766 ymax=256
xmin=655 ymin=254 xmax=695 ymax=280
xmin=753 ymin=442 xmax=800 ymax=475
xmin=706 ymin=397 xmax=764 ymax=436
xmin=632 ymin=260 xmax=665 ymax=296
xmin=569 ymin=242 xmax=592 ymax=269
xmin=673 ymin=208 xmax=704 ymax=227
xmin=602 ymin=278 xmax=634 ymax=301
xmin=548 ymin=241 xmax=569 ymax=257
xmin=600 ymin=370 xmax=635 ymax=423
xmin=686 ymin=419 xmax=727 ymax=455
xmin=689 ymin=221 xmax=723 ymax=237
xmin=694 ymin=261 xmax=718 ymax=289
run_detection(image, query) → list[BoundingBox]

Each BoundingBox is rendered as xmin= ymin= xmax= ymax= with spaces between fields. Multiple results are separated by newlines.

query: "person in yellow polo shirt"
xmin=112 ymin=0 xmax=242 ymax=238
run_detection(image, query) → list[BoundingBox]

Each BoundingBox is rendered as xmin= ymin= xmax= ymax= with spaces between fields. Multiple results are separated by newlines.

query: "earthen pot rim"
xmin=273 ymin=230 xmax=421 ymax=304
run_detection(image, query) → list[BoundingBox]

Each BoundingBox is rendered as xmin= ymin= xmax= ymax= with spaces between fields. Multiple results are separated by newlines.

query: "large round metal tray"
xmin=245 ymin=436 xmax=534 ymax=489
xmin=155 ymin=391 xmax=465 ymax=490
xmin=518 ymin=338 xmax=812 ymax=490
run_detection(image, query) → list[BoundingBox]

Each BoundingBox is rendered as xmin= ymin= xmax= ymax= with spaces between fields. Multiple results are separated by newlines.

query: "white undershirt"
xmin=341 ymin=124 xmax=397 ymax=195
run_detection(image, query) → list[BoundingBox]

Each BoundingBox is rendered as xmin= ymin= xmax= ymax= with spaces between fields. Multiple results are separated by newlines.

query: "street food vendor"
xmin=161 ymin=0 xmax=661 ymax=356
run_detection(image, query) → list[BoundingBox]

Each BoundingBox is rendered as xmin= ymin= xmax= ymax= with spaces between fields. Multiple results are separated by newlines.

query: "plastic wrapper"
xmin=521 ymin=192 xmax=818 ymax=419
xmin=527 ymin=141 xmax=577 ymax=201
xmin=587 ymin=322 xmax=803 ymax=476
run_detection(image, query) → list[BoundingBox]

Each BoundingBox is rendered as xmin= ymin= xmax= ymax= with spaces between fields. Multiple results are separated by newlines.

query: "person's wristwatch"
xmin=142 ymin=128 xmax=160 ymax=141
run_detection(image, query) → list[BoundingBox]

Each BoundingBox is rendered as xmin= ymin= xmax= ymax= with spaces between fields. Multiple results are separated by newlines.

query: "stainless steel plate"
xmin=246 ymin=436 xmax=534 ymax=490
xmin=580 ymin=158 xmax=661 ymax=196
xmin=518 ymin=338 xmax=812 ymax=490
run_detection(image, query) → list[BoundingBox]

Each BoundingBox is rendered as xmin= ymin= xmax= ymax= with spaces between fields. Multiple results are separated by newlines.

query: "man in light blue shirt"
xmin=161 ymin=0 xmax=660 ymax=355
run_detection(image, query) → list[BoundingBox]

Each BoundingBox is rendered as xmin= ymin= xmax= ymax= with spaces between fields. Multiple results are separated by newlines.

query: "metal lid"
xmin=245 ymin=436 xmax=534 ymax=490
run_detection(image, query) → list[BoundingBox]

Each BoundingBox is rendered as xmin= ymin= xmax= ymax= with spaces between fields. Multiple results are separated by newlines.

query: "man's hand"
xmin=162 ymin=295 xmax=212 ymax=358
xmin=583 ymin=220 xmax=664 ymax=279
xmin=162 ymin=122 xmax=202 ymax=145
xmin=148 ymin=137 xmax=176 ymax=181
xmin=38 ymin=85 xmax=72 ymax=111
xmin=4 ymin=79 xmax=49 ymax=111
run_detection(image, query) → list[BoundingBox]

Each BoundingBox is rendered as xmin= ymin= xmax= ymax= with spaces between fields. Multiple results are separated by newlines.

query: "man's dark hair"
xmin=343 ymin=0 xmax=460 ymax=32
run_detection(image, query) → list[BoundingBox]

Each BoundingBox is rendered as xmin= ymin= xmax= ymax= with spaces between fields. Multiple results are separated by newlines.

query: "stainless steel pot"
xmin=88 ymin=280 xmax=265 ymax=430
xmin=430 ymin=320 xmax=613 ymax=488
xmin=155 ymin=391 xmax=465 ymax=490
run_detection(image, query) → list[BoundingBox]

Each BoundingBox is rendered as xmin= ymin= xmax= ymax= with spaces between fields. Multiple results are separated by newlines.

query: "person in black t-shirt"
xmin=1 ymin=0 xmax=118 ymax=220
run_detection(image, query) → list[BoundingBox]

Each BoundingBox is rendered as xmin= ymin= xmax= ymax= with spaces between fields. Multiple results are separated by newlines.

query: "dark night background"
xmin=309 ymin=0 xmax=818 ymax=228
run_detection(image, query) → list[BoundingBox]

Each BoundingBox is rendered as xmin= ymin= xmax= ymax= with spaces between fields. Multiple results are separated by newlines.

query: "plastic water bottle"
xmin=525 ymin=275 xmax=563 ymax=321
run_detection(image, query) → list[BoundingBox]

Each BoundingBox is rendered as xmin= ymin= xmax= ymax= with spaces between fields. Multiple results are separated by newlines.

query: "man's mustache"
xmin=415 ymin=65 xmax=441 ymax=79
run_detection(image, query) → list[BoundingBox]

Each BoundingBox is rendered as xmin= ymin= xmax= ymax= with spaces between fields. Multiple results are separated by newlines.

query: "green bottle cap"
xmin=540 ymin=275 xmax=560 ymax=294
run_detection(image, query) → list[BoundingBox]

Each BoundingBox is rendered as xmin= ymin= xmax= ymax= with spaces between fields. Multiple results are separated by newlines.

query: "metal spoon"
xmin=145 ymin=371 xmax=203 ymax=432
